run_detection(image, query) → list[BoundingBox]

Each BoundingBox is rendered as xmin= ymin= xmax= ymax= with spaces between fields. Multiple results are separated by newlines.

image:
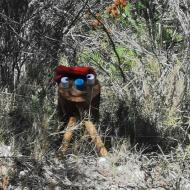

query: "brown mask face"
xmin=58 ymin=76 xmax=101 ymax=103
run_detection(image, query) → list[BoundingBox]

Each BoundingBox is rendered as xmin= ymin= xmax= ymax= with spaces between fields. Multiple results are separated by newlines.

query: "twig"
xmin=63 ymin=0 xmax=89 ymax=35
xmin=86 ymin=5 xmax=126 ymax=82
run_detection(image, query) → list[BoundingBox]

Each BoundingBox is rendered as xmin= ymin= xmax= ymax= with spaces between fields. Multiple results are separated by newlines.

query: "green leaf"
xmin=91 ymin=52 xmax=101 ymax=63
xmin=128 ymin=17 xmax=139 ymax=31
xmin=137 ymin=2 xmax=145 ymax=9
xmin=124 ymin=3 xmax=132 ymax=17
xmin=116 ymin=47 xmax=126 ymax=57
xmin=48 ymin=73 xmax=53 ymax=78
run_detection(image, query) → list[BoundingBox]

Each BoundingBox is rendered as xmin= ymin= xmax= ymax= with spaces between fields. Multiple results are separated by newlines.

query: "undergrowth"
xmin=0 ymin=0 xmax=190 ymax=189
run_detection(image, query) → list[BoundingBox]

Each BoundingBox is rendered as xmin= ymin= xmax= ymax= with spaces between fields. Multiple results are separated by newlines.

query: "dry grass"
xmin=0 ymin=0 xmax=190 ymax=189
xmin=0 ymin=142 xmax=190 ymax=189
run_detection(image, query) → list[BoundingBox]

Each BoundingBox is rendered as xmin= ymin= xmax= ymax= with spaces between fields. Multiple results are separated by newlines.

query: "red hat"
xmin=54 ymin=65 xmax=96 ymax=83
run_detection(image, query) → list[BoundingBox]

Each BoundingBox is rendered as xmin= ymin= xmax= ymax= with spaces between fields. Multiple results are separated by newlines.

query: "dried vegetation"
xmin=0 ymin=0 xmax=190 ymax=189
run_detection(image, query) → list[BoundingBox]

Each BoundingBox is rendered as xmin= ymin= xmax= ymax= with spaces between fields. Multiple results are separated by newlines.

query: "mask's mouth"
xmin=70 ymin=86 xmax=87 ymax=97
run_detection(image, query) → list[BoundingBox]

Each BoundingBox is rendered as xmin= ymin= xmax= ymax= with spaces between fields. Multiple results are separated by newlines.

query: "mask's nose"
xmin=74 ymin=78 xmax=84 ymax=90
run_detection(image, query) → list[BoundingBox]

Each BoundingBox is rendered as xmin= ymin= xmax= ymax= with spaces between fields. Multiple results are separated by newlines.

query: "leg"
xmin=84 ymin=120 xmax=108 ymax=157
xmin=58 ymin=116 xmax=77 ymax=154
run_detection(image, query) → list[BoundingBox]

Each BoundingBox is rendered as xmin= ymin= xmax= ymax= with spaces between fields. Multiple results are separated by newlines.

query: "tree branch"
xmin=87 ymin=6 xmax=126 ymax=82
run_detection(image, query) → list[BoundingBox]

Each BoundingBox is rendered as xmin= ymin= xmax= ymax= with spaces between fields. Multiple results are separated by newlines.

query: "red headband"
xmin=54 ymin=65 xmax=96 ymax=83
